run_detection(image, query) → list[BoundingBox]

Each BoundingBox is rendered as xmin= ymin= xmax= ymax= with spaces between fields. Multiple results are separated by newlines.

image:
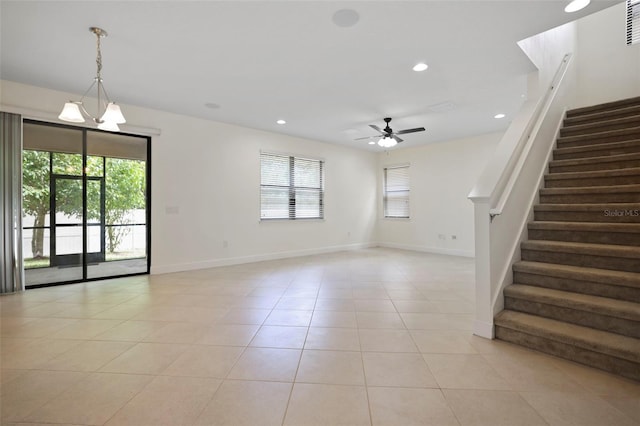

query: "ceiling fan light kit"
xmin=58 ymin=27 xmax=126 ymax=132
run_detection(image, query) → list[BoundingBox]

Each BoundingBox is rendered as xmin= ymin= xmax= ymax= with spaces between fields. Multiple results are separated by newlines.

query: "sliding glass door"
xmin=22 ymin=121 xmax=150 ymax=287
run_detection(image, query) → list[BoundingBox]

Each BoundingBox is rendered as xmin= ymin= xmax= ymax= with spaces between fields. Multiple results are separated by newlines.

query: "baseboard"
xmin=474 ymin=319 xmax=495 ymax=339
xmin=150 ymin=242 xmax=376 ymax=275
xmin=376 ymin=242 xmax=475 ymax=258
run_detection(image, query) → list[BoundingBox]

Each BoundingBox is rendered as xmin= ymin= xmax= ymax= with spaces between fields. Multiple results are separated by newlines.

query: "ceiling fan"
xmin=355 ymin=117 xmax=425 ymax=147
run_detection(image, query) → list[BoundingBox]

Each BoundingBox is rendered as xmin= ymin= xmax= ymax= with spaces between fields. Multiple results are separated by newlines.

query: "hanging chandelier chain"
xmin=95 ymin=29 xmax=103 ymax=81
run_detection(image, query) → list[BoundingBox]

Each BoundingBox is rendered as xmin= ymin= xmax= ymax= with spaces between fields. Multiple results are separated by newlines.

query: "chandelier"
xmin=58 ymin=27 xmax=126 ymax=132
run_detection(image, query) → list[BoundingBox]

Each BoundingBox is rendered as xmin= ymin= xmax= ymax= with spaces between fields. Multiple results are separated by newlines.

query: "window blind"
xmin=628 ymin=0 xmax=640 ymax=45
xmin=384 ymin=165 xmax=410 ymax=218
xmin=260 ymin=153 xmax=324 ymax=220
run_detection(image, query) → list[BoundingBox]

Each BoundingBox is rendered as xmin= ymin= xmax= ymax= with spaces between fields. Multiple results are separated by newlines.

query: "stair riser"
xmin=554 ymin=145 xmax=640 ymax=160
xmin=521 ymin=249 xmax=640 ymax=273
xmin=561 ymin=119 xmax=640 ymax=138
xmin=545 ymin=175 xmax=640 ymax=187
xmin=549 ymin=159 xmax=640 ymax=173
xmin=564 ymin=107 xmax=640 ymax=126
xmin=527 ymin=229 xmax=640 ymax=246
xmin=504 ymin=297 xmax=640 ymax=338
xmin=533 ymin=210 xmax=640 ymax=223
xmin=558 ymin=134 xmax=640 ymax=149
xmin=539 ymin=193 xmax=640 ymax=203
xmin=495 ymin=326 xmax=640 ymax=381
xmin=513 ymin=271 xmax=640 ymax=302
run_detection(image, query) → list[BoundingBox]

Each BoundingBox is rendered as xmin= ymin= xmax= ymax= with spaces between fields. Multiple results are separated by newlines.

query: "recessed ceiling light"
xmin=564 ymin=0 xmax=590 ymax=13
xmin=276 ymin=119 xmax=286 ymax=125
xmin=412 ymin=62 xmax=429 ymax=72
xmin=368 ymin=141 xmax=376 ymax=145
xmin=332 ymin=9 xmax=360 ymax=27
xmin=494 ymin=113 xmax=506 ymax=119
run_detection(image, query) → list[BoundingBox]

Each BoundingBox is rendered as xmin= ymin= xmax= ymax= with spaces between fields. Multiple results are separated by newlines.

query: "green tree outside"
xmin=22 ymin=150 xmax=146 ymax=263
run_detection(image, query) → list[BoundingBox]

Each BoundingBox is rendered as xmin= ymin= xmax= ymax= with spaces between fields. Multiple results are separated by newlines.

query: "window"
xmin=260 ymin=152 xmax=324 ymax=220
xmin=628 ymin=0 xmax=640 ymax=45
xmin=384 ymin=165 xmax=410 ymax=218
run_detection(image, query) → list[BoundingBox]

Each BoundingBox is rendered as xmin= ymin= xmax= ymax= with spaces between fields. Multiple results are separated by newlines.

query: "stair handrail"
xmin=469 ymin=53 xmax=572 ymax=215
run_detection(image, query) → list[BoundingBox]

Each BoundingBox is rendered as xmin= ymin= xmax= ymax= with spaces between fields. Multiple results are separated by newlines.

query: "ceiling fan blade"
xmin=392 ymin=135 xmax=403 ymax=143
xmin=395 ymin=127 xmax=426 ymax=135
xmin=354 ymin=135 xmax=378 ymax=140
xmin=369 ymin=124 xmax=385 ymax=134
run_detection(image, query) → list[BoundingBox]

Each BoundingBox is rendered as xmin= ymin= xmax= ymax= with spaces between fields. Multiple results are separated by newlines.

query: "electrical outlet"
xmin=438 ymin=234 xmax=446 ymax=240
xmin=222 ymin=240 xmax=228 ymax=248
xmin=451 ymin=235 xmax=457 ymax=240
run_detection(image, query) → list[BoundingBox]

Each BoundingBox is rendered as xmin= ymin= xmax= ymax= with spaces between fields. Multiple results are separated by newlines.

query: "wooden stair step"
xmin=544 ymin=167 xmax=640 ymax=187
xmin=504 ymin=284 xmax=640 ymax=338
xmin=533 ymin=203 xmax=640 ymax=222
xmin=560 ymin=115 xmax=640 ymax=138
xmin=557 ymin=126 xmax=640 ymax=149
xmin=495 ymin=310 xmax=640 ymax=380
xmin=528 ymin=221 xmax=640 ymax=245
xmin=566 ymin=96 xmax=640 ymax=118
xmin=564 ymin=104 xmax=640 ymax=127
xmin=521 ymin=240 xmax=640 ymax=273
xmin=549 ymin=152 xmax=640 ymax=173
xmin=513 ymin=260 xmax=640 ymax=290
xmin=513 ymin=260 xmax=640 ymax=302
xmin=553 ymin=139 xmax=640 ymax=161
xmin=539 ymin=184 xmax=640 ymax=204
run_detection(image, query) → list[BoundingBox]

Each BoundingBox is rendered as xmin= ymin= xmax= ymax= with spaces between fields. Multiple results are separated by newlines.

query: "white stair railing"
xmin=468 ymin=53 xmax=575 ymax=338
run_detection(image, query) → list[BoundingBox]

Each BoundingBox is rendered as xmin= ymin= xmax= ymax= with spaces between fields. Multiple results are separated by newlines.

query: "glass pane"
xmin=87 ymin=224 xmax=102 ymax=254
xmin=22 ymin=150 xmax=51 ymax=264
xmin=104 ymin=158 xmax=146 ymax=252
xmin=52 ymin=152 xmax=82 ymax=176
xmin=55 ymin=225 xmax=83 ymax=255
xmin=22 ymin=228 xmax=51 ymax=269
xmin=105 ymin=224 xmax=147 ymax=260
xmin=87 ymin=179 xmax=102 ymax=225
xmin=86 ymin=156 xmax=104 ymax=177
xmin=261 ymin=187 xmax=290 ymax=219
xmin=294 ymin=158 xmax=321 ymax=188
xmin=55 ymin=179 xmax=82 ymax=224
xmin=295 ymin=188 xmax=322 ymax=218
xmin=261 ymin=154 xmax=290 ymax=186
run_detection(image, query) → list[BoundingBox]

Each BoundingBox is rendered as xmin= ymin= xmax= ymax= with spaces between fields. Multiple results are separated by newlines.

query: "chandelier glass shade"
xmin=58 ymin=27 xmax=126 ymax=132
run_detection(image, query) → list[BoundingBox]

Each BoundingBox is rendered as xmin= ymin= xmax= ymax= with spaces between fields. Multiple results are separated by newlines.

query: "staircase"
xmin=494 ymin=96 xmax=640 ymax=381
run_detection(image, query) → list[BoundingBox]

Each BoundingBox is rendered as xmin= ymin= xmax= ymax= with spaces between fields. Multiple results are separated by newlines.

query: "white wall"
xmin=1 ymin=80 xmax=378 ymax=274
xmin=518 ymin=20 xmax=578 ymax=101
xmin=575 ymin=2 xmax=640 ymax=107
xmin=377 ymin=132 xmax=501 ymax=257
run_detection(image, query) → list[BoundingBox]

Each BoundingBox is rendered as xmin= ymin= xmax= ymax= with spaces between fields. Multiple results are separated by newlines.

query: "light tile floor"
xmin=1 ymin=248 xmax=639 ymax=425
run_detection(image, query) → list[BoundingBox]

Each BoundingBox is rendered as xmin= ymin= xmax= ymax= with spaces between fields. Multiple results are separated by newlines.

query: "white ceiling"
xmin=0 ymin=1 xmax=620 ymax=150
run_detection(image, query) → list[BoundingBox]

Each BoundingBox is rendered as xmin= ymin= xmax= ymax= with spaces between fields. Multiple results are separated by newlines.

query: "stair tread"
xmin=534 ymin=202 xmax=640 ymax=211
xmin=567 ymin=96 xmax=640 ymax=118
xmin=505 ymin=284 xmax=640 ymax=321
xmin=545 ymin=167 xmax=640 ymax=180
xmin=550 ymin=152 xmax=640 ymax=167
xmin=565 ymin=104 xmax=640 ymax=126
xmin=522 ymin=240 xmax=640 ymax=258
xmin=513 ymin=261 xmax=640 ymax=288
xmin=557 ymin=125 xmax=640 ymax=144
xmin=562 ymin=115 xmax=640 ymax=134
xmin=539 ymin=184 xmax=640 ymax=195
xmin=528 ymin=221 xmax=640 ymax=232
xmin=554 ymin=139 xmax=640 ymax=155
xmin=495 ymin=310 xmax=640 ymax=363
